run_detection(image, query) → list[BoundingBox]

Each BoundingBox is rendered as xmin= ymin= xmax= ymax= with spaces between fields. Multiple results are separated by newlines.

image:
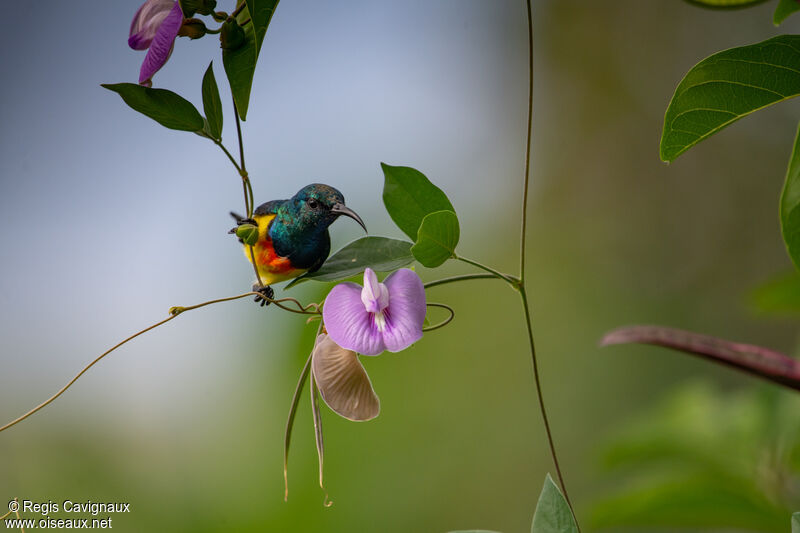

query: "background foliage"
xmin=2 ymin=1 xmax=800 ymax=531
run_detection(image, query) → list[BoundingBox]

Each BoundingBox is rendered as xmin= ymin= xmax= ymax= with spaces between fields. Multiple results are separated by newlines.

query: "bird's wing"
xmin=254 ymin=200 xmax=285 ymax=216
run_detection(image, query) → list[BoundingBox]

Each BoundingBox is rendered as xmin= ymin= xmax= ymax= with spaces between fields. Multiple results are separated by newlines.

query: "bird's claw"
xmin=253 ymin=285 xmax=274 ymax=307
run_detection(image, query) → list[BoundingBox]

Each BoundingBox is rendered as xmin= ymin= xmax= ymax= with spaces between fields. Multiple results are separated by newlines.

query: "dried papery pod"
xmin=312 ymin=334 xmax=380 ymax=422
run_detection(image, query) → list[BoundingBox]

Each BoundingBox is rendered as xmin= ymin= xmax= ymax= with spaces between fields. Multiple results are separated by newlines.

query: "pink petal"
xmin=312 ymin=335 xmax=380 ymax=421
xmin=360 ymin=267 xmax=389 ymax=313
xmin=324 ymin=282 xmax=386 ymax=355
xmin=138 ymin=1 xmax=183 ymax=85
xmin=129 ymin=0 xmax=175 ymax=50
xmin=381 ymin=269 xmax=426 ymax=352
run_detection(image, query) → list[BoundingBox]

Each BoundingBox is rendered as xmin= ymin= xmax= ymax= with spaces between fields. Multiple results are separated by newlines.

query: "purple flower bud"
xmin=323 ymin=268 xmax=426 ymax=356
xmin=129 ymin=0 xmax=176 ymax=50
xmin=128 ymin=0 xmax=184 ymax=86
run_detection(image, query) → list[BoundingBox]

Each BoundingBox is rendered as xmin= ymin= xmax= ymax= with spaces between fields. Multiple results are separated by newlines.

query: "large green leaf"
xmin=381 ymin=163 xmax=455 ymax=241
xmin=246 ymin=0 xmax=279 ymax=53
xmin=285 ymin=236 xmax=414 ymax=287
xmin=531 ymin=474 xmax=578 ymax=533
xmin=775 ymin=0 xmax=800 ymax=25
xmin=223 ymin=1 xmax=280 ymax=120
xmin=223 ymin=6 xmax=257 ymax=121
xmin=411 ymin=210 xmax=460 ymax=268
xmin=101 ymin=83 xmax=204 ymax=132
xmin=792 ymin=512 xmax=800 ymax=533
xmin=683 ymin=0 xmax=768 ymax=9
xmin=661 ymin=35 xmax=800 ymax=162
xmin=783 ymin=122 xmax=800 ymax=270
xmin=202 ymin=62 xmax=223 ymax=140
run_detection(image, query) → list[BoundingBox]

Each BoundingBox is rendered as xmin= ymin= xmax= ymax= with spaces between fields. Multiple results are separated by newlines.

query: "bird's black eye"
xmin=307 ymin=198 xmax=320 ymax=209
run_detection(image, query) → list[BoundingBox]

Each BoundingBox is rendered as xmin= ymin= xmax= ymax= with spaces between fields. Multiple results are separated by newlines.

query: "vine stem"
xmin=423 ymin=273 xmax=497 ymax=289
xmin=0 ymin=292 xmax=256 ymax=434
xmin=214 ymin=140 xmax=242 ymax=174
xmin=231 ymin=95 xmax=254 ymax=218
xmin=229 ymin=95 xmax=264 ymax=289
xmin=520 ymin=0 xmax=533 ymax=284
xmin=518 ymin=0 xmax=578 ymax=525
xmin=456 ymin=256 xmax=518 ymax=285
xmin=519 ymin=285 xmax=575 ymax=518
xmin=0 ymin=292 xmax=321 ymax=435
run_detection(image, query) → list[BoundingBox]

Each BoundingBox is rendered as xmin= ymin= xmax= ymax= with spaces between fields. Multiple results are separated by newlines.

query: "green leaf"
xmin=202 ymin=62 xmax=223 ymax=140
xmin=246 ymin=0 xmax=279 ymax=54
xmin=381 ymin=163 xmax=455 ymax=241
xmin=223 ymin=1 xmax=280 ymax=120
xmin=792 ymin=512 xmax=800 ymax=533
xmin=660 ymin=35 xmax=800 ymax=162
xmin=285 ymin=236 xmax=414 ymax=288
xmin=783 ymin=122 xmax=800 ymax=270
xmin=750 ymin=271 xmax=800 ymax=314
xmin=411 ymin=210 xmax=459 ymax=268
xmin=531 ymin=474 xmax=578 ymax=533
xmin=223 ymin=9 xmax=256 ymax=121
xmin=447 ymin=531 xmax=503 ymax=533
xmin=775 ymin=0 xmax=800 ymax=25
xmin=683 ymin=0 xmax=768 ymax=9
xmin=101 ymin=83 xmax=204 ymax=132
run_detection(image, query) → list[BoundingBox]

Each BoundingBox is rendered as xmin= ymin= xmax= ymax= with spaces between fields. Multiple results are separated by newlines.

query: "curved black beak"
xmin=331 ymin=203 xmax=367 ymax=233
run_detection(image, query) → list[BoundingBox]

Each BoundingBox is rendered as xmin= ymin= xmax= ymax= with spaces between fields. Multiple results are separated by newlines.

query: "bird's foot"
xmin=253 ymin=284 xmax=274 ymax=307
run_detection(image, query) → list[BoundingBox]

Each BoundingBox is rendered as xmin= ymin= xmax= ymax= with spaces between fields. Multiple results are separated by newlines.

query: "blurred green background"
xmin=3 ymin=1 xmax=800 ymax=531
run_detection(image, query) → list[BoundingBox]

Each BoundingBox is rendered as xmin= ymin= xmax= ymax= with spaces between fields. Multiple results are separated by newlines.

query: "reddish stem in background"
xmin=601 ymin=325 xmax=800 ymax=391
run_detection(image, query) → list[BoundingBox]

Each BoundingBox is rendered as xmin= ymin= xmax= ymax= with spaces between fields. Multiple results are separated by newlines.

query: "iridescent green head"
xmin=278 ymin=183 xmax=367 ymax=237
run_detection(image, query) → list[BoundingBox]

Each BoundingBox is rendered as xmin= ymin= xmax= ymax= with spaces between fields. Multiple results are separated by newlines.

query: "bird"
xmin=230 ymin=183 xmax=367 ymax=305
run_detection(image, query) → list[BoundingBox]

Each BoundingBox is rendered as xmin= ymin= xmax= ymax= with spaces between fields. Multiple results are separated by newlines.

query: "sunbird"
xmin=231 ymin=183 xmax=367 ymax=305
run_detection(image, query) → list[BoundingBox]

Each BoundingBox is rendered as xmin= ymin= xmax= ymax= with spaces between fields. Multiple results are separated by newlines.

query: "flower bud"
xmin=178 ymin=18 xmax=206 ymax=39
xmin=236 ymin=223 xmax=259 ymax=246
xmin=220 ymin=18 xmax=245 ymax=51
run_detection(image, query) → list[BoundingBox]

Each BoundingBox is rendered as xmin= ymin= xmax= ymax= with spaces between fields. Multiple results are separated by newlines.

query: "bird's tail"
xmin=228 ymin=212 xmax=244 ymax=234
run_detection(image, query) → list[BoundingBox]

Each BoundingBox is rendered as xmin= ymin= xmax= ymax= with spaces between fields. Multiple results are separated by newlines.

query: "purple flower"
xmin=128 ymin=0 xmax=184 ymax=86
xmin=323 ymin=268 xmax=426 ymax=356
xmin=311 ymin=334 xmax=380 ymax=421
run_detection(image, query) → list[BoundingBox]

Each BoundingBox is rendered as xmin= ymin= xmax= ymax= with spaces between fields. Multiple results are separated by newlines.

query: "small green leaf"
xmin=683 ymin=0 xmax=768 ymax=9
xmin=531 ymin=474 xmax=578 ymax=533
xmin=792 ymin=512 xmax=800 ymax=533
xmin=783 ymin=122 xmax=800 ymax=270
xmin=661 ymin=35 xmax=800 ymax=162
xmin=411 ymin=210 xmax=459 ymax=268
xmin=202 ymin=62 xmax=223 ymax=140
xmin=381 ymin=163 xmax=455 ymax=241
xmin=775 ymin=0 xmax=800 ymax=25
xmin=751 ymin=271 xmax=800 ymax=314
xmin=286 ymin=236 xmax=414 ymax=287
xmin=101 ymin=83 xmax=204 ymax=132
xmin=223 ymin=1 xmax=280 ymax=120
